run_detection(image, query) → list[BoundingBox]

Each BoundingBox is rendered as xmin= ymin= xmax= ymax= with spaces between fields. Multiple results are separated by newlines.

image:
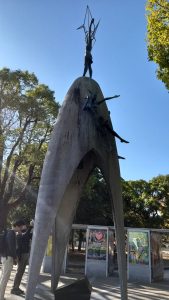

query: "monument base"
xmin=54 ymin=277 xmax=92 ymax=300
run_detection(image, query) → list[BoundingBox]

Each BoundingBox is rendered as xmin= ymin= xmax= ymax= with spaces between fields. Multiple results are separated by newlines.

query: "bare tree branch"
xmin=3 ymin=159 xmax=22 ymax=204
xmin=1 ymin=117 xmax=31 ymax=197
xmin=8 ymin=164 xmax=35 ymax=209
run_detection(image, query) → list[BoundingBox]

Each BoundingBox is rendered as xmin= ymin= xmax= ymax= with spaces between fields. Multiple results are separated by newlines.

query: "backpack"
xmin=0 ymin=229 xmax=7 ymax=256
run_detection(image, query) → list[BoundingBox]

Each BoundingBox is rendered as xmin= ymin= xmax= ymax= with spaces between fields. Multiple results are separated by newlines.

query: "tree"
xmin=7 ymin=143 xmax=49 ymax=225
xmin=149 ymin=175 xmax=169 ymax=227
xmin=75 ymin=168 xmax=169 ymax=228
xmin=122 ymin=179 xmax=152 ymax=228
xmin=74 ymin=168 xmax=113 ymax=226
xmin=146 ymin=0 xmax=169 ymax=90
xmin=0 ymin=68 xmax=59 ymax=231
xmin=122 ymin=175 xmax=169 ymax=228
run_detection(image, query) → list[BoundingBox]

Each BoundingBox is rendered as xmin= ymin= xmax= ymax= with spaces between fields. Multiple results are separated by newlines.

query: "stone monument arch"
xmin=25 ymin=77 xmax=128 ymax=300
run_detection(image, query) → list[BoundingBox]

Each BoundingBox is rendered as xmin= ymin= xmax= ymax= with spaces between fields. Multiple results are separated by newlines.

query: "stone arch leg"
xmin=97 ymin=153 xmax=128 ymax=300
xmin=25 ymin=151 xmax=96 ymax=300
xmin=51 ymin=152 xmax=96 ymax=291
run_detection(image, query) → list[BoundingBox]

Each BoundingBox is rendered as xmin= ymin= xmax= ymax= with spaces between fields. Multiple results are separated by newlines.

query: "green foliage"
xmin=76 ymin=170 xmax=169 ymax=229
xmin=8 ymin=199 xmax=36 ymax=226
xmin=146 ymin=0 xmax=169 ymax=90
xmin=123 ymin=175 xmax=169 ymax=228
xmin=74 ymin=168 xmax=113 ymax=226
xmin=0 ymin=68 xmax=60 ymax=230
xmin=149 ymin=175 xmax=169 ymax=227
xmin=122 ymin=179 xmax=150 ymax=227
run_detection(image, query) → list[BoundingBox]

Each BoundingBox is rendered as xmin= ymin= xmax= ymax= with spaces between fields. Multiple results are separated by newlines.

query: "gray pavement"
xmin=1 ymin=266 xmax=169 ymax=300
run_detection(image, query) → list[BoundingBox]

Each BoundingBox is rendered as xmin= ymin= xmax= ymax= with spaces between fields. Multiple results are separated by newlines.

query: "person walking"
xmin=11 ymin=220 xmax=33 ymax=295
xmin=0 ymin=220 xmax=24 ymax=300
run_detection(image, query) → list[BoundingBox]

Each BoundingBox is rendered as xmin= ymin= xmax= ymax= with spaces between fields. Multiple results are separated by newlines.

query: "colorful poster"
xmin=128 ymin=231 xmax=149 ymax=265
xmin=87 ymin=229 xmax=107 ymax=260
xmin=151 ymin=232 xmax=164 ymax=280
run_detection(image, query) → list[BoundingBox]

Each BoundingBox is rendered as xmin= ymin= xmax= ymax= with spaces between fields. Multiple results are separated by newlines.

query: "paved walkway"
xmin=1 ymin=266 xmax=169 ymax=299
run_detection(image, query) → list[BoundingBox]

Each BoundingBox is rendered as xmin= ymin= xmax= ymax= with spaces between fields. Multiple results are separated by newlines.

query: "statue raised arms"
xmin=83 ymin=18 xmax=94 ymax=78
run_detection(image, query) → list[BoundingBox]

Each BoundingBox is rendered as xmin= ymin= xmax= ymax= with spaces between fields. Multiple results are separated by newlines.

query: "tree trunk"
xmin=71 ymin=229 xmax=74 ymax=251
xmin=78 ymin=230 xmax=83 ymax=251
xmin=0 ymin=204 xmax=8 ymax=231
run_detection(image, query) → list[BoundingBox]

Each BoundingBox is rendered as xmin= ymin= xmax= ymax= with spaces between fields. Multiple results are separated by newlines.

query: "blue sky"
xmin=0 ymin=0 xmax=168 ymax=181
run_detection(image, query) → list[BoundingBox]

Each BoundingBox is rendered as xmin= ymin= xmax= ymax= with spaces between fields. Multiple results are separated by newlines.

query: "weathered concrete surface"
xmin=25 ymin=77 xmax=127 ymax=299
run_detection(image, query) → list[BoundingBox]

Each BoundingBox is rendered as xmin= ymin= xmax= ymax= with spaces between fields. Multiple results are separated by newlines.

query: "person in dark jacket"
xmin=0 ymin=220 xmax=24 ymax=300
xmin=11 ymin=220 xmax=33 ymax=295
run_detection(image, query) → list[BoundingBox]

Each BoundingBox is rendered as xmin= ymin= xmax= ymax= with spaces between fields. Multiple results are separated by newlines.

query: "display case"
xmin=127 ymin=229 xmax=164 ymax=283
xmin=85 ymin=226 xmax=112 ymax=278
